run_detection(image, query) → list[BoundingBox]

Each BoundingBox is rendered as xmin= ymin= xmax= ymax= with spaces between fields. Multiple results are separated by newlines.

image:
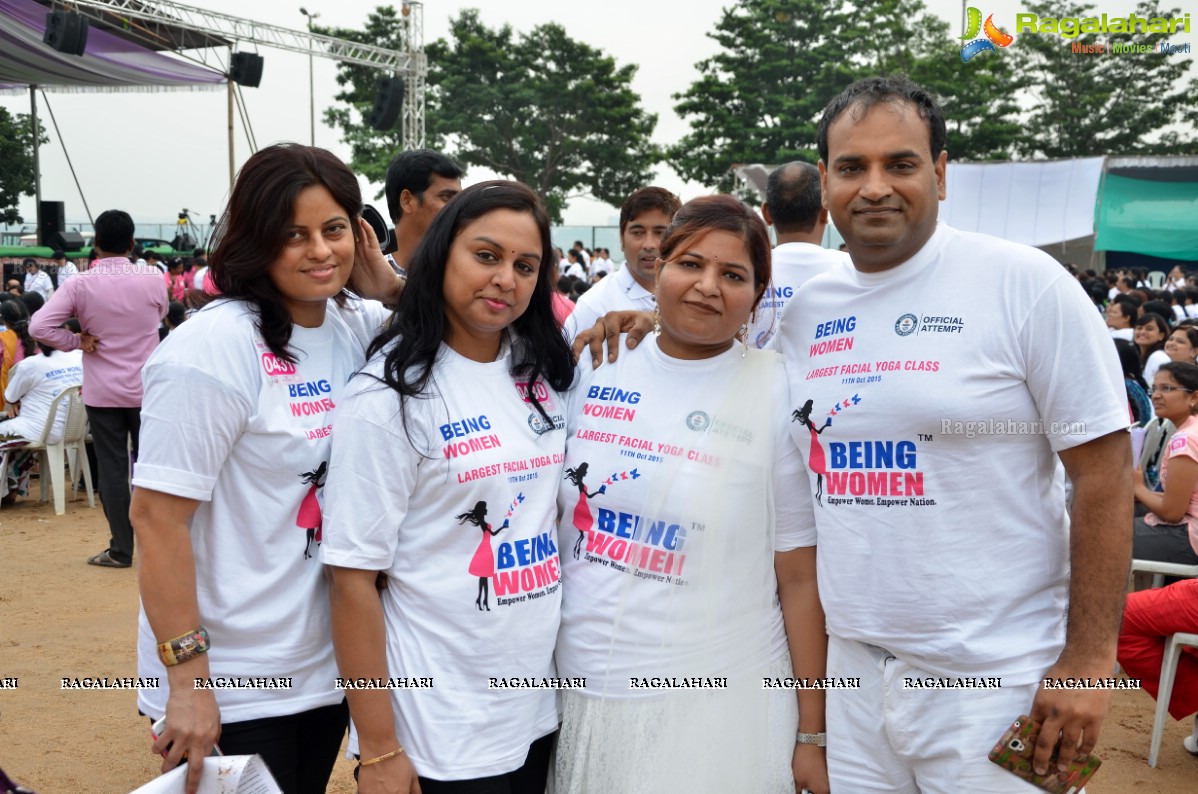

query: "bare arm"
xmin=349 ymin=218 xmax=405 ymax=307
xmin=328 ymin=565 xmax=421 ymax=794
xmin=131 ymin=488 xmax=219 ymax=794
xmin=1029 ymin=430 xmax=1132 ymax=775
xmin=775 ymin=546 xmax=829 ymax=794
xmin=1133 ymin=456 xmax=1198 ymax=524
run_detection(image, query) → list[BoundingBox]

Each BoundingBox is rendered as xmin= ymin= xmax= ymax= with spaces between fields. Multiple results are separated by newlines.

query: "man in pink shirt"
xmin=30 ymin=209 xmax=167 ymax=568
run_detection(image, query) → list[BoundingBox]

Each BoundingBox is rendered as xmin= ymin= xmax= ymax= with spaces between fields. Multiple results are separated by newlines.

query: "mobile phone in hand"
xmin=988 ymin=715 xmax=1101 ymax=794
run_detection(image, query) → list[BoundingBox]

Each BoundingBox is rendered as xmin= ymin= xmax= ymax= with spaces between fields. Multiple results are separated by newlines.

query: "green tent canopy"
xmin=1096 ymin=173 xmax=1198 ymax=261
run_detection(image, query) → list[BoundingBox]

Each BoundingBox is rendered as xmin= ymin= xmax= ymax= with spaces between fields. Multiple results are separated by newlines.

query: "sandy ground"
xmin=0 ymin=492 xmax=1195 ymax=792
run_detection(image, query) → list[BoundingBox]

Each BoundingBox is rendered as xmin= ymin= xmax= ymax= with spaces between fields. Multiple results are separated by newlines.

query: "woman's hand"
xmin=153 ymin=683 xmax=221 ymax=794
xmin=792 ymin=743 xmax=830 ymax=794
xmin=349 ymin=218 xmax=404 ymax=306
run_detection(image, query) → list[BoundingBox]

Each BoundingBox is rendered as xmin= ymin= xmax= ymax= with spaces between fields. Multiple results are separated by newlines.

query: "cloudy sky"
xmin=0 ymin=0 xmax=1189 ymax=231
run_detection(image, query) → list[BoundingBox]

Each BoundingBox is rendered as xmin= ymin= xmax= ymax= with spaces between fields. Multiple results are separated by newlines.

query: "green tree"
xmin=424 ymin=10 xmax=659 ymax=222
xmin=670 ymin=0 xmax=843 ymax=195
xmin=319 ymin=6 xmax=410 ymax=189
xmin=670 ymin=0 xmax=1025 ymax=195
xmin=1015 ymin=0 xmax=1198 ymax=157
xmin=0 ymin=107 xmax=45 ymax=225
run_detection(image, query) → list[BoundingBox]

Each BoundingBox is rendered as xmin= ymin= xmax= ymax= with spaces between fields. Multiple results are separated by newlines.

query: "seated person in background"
xmin=1167 ymin=326 xmax=1198 ymax=365
xmin=1134 ymin=362 xmax=1198 ymax=568
xmin=1137 ymin=312 xmax=1173 ymax=386
xmin=1117 ymin=578 xmax=1198 ymax=756
xmin=1108 ymin=294 xmax=1139 ymax=341
xmin=0 ymin=319 xmax=84 ymax=500
xmin=1116 ymin=338 xmax=1152 ymax=428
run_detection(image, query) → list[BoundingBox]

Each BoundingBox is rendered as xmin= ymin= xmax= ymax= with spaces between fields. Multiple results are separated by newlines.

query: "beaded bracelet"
xmin=359 ymin=746 xmax=405 ymax=767
xmin=157 ymin=626 xmax=210 ymax=667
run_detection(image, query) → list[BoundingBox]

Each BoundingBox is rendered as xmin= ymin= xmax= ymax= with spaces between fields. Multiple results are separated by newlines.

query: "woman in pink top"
xmin=164 ymin=258 xmax=188 ymax=302
xmin=1134 ymin=361 xmax=1198 ymax=568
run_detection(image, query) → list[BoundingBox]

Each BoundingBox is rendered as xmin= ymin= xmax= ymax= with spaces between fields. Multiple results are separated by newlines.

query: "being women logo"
xmin=961 ymin=7 xmax=1016 ymax=62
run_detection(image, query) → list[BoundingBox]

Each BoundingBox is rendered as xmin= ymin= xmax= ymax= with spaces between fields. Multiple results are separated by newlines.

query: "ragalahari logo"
xmin=961 ymin=7 xmax=1015 ymax=62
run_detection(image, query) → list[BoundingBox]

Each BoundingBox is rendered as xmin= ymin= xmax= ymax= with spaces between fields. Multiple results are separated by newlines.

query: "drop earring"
xmin=654 ymin=305 xmax=662 ymax=336
xmin=740 ymin=322 xmax=749 ymax=358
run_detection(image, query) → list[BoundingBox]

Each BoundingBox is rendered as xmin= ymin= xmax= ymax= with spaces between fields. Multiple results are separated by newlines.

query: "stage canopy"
xmin=0 ymin=0 xmax=225 ymax=93
xmin=1096 ymin=157 xmax=1198 ymax=262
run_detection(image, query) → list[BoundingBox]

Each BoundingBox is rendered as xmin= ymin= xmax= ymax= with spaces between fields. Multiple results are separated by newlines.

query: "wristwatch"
xmin=796 ymin=731 xmax=827 ymax=747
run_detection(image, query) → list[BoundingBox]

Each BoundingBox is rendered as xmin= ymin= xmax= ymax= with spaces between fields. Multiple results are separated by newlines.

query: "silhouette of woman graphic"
xmin=458 ymin=500 xmax=509 ymax=611
xmin=565 ymin=463 xmax=607 ymax=560
xmin=791 ymin=399 xmax=833 ymax=504
xmin=297 ymin=461 xmax=329 ymax=558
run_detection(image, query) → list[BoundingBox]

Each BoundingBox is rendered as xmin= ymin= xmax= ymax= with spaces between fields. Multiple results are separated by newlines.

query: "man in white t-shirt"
xmin=1107 ymin=294 xmax=1138 ymax=342
xmin=749 ymin=161 xmax=850 ymax=348
xmin=777 ymin=76 xmax=1132 ymax=792
xmin=564 ymin=188 xmax=680 ymax=339
xmin=384 ymin=149 xmax=463 ymax=276
xmin=23 ymin=260 xmax=52 ymax=299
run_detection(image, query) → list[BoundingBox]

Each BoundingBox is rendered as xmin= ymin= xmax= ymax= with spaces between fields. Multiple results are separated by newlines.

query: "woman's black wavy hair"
xmin=208 ymin=143 xmax=362 ymax=362
xmin=367 ymin=179 xmax=574 ymax=425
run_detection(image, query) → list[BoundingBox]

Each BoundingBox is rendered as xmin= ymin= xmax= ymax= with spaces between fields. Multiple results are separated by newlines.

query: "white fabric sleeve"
xmin=773 ymin=415 xmax=817 ymax=552
xmin=4 ymin=361 xmax=33 ymax=404
xmin=1020 ymin=273 xmax=1129 ymax=452
xmin=331 ymin=297 xmax=391 ymax=357
xmin=320 ymin=377 xmax=422 ymax=571
xmin=132 ymin=362 xmax=254 ymax=501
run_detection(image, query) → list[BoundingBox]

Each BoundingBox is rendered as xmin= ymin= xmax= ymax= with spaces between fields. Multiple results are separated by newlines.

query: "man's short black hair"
xmin=817 ymin=75 xmax=946 ymax=164
xmin=766 ymin=162 xmax=823 ymax=234
xmin=384 ymin=149 xmax=464 ymax=222
xmin=94 ymin=209 xmax=136 ymax=254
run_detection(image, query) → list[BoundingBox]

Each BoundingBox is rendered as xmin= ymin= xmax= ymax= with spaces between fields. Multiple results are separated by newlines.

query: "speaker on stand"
xmin=368 ymin=77 xmax=405 ymax=130
xmin=43 ymin=11 xmax=89 ymax=56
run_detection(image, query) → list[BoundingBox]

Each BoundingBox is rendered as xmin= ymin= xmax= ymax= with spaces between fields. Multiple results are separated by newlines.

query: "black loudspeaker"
xmin=43 ymin=11 xmax=89 ymax=56
xmin=38 ymin=200 xmax=64 ymax=245
xmin=368 ymin=77 xmax=404 ymax=130
xmin=50 ymin=231 xmax=86 ymax=252
xmin=230 ymin=52 xmax=264 ymax=87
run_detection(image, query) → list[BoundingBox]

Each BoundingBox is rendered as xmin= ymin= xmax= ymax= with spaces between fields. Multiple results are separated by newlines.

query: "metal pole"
xmin=228 ymin=77 xmax=235 ymax=189
xmin=30 ymin=85 xmax=41 ymax=243
xmin=961 ymin=1 xmax=966 ymax=37
xmin=300 ymin=8 xmax=320 ymax=147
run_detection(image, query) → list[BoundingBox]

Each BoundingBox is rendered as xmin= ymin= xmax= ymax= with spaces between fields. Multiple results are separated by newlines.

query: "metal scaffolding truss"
xmin=58 ymin=0 xmax=426 ymax=147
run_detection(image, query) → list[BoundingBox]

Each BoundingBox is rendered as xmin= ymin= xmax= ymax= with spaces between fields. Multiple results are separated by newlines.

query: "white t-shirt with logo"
xmin=749 ymin=242 xmax=850 ymax=350
xmin=776 ymin=223 xmax=1127 ymax=685
xmin=0 ymin=349 xmax=83 ymax=443
xmin=134 ymin=297 xmax=387 ymax=723
xmin=555 ymin=338 xmax=812 ymax=697
xmin=563 ymin=266 xmax=655 ymax=341
xmin=321 ymin=342 xmax=567 ymax=780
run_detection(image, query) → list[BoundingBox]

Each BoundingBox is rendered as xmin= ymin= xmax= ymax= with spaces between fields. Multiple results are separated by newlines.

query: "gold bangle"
xmin=157 ymin=626 xmax=210 ymax=667
xmin=359 ymin=746 xmax=405 ymax=767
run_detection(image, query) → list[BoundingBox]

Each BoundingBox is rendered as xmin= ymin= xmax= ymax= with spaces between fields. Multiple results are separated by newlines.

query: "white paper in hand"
xmin=129 ymin=755 xmax=281 ymax=794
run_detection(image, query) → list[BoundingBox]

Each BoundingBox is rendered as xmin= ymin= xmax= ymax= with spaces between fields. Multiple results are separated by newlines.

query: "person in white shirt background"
xmin=22 ymin=259 xmax=52 ymax=300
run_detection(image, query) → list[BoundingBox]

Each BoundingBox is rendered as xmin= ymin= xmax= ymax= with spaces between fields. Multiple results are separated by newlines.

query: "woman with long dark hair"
xmin=323 ymin=180 xmax=574 ymax=794
xmin=1136 ymin=312 xmax=1172 ymax=385
xmin=554 ymin=195 xmax=828 ymax=793
xmin=0 ymin=297 xmax=34 ymax=412
xmin=130 ymin=142 xmax=401 ymax=794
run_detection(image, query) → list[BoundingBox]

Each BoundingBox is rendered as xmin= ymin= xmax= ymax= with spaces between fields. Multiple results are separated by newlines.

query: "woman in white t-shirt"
xmin=554 ymin=196 xmax=829 ymax=794
xmin=130 ymin=143 xmax=402 ymax=794
xmin=1137 ymin=312 xmax=1173 ymax=386
xmin=322 ymin=181 xmax=575 ymax=794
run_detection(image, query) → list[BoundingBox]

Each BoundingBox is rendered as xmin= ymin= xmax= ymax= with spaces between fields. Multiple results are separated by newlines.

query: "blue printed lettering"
xmin=814 ymin=316 xmax=857 ymax=339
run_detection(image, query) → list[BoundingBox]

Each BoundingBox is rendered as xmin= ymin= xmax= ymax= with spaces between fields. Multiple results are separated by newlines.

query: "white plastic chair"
xmin=1146 ymin=270 xmax=1167 ymax=289
xmin=1149 ymin=632 xmax=1198 ymax=767
xmin=1130 ymin=558 xmax=1198 ymax=589
xmin=1128 ymin=558 xmax=1198 ymax=767
xmin=18 ymin=386 xmax=94 ymax=515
